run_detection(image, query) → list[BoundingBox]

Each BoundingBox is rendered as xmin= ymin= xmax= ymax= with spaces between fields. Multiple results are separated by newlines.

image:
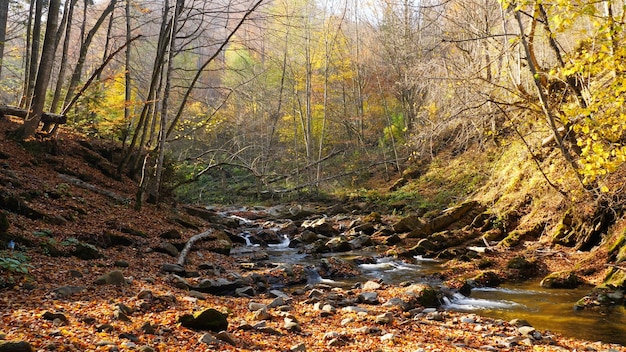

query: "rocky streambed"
xmin=156 ymin=203 xmax=626 ymax=346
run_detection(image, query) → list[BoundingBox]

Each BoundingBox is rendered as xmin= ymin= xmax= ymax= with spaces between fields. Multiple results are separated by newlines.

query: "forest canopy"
xmin=1 ymin=0 xmax=626 ymax=204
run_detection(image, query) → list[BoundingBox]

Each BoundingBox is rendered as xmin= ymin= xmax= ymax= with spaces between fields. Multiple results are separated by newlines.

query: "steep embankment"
xmin=383 ymin=135 xmax=626 ymax=305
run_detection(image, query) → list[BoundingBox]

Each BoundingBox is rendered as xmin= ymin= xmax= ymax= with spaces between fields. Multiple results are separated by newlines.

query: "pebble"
xmin=375 ymin=312 xmax=394 ymax=324
xmin=362 ymin=280 xmax=382 ymax=290
xmin=215 ymin=331 xmax=237 ymax=346
xmin=380 ymin=333 xmax=395 ymax=342
xmin=199 ymin=333 xmax=220 ymax=345
xmin=253 ymin=308 xmax=271 ymax=321
xmin=249 ymin=302 xmax=267 ymax=311
xmin=342 ymin=306 xmax=369 ymax=314
xmin=340 ymin=317 xmax=354 ymax=326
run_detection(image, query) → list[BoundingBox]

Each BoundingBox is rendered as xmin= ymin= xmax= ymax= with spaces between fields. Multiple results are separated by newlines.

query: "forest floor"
xmin=0 ymin=116 xmax=624 ymax=351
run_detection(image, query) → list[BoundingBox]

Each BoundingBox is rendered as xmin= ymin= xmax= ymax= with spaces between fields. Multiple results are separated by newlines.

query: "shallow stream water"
xmin=244 ymin=242 xmax=626 ymax=346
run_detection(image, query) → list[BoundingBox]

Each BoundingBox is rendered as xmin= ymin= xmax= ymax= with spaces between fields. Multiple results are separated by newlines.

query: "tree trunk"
xmin=21 ymin=0 xmax=42 ymax=108
xmin=20 ymin=0 xmax=61 ymax=138
xmin=0 ymin=0 xmax=8 ymax=80
xmin=49 ymin=0 xmax=77 ymax=114
xmin=62 ymin=0 xmax=117 ymax=111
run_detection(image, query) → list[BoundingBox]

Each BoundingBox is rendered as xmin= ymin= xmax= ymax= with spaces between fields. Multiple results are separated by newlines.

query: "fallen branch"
xmin=0 ymin=105 xmax=66 ymax=124
xmin=58 ymin=174 xmax=130 ymax=204
xmin=178 ymin=229 xmax=214 ymax=266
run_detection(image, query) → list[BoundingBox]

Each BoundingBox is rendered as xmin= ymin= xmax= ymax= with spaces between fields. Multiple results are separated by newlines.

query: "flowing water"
xmin=240 ymin=240 xmax=626 ymax=346
xmin=226 ymin=209 xmax=626 ymax=346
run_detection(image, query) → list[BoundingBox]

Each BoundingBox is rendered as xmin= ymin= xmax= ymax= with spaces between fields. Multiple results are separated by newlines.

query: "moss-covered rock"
xmin=178 ymin=308 xmax=228 ymax=332
xmin=470 ymin=271 xmax=501 ymax=287
xmin=404 ymin=284 xmax=441 ymax=308
xmin=506 ymin=256 xmax=538 ymax=279
xmin=540 ymin=271 xmax=581 ymax=289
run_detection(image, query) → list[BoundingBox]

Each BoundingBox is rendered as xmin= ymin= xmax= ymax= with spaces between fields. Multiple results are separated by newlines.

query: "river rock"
xmin=375 ymin=312 xmax=394 ymax=324
xmin=325 ymin=237 xmax=352 ymax=252
xmin=357 ymin=292 xmax=379 ymax=305
xmin=195 ymin=278 xmax=244 ymax=296
xmin=179 ymin=308 xmax=228 ymax=332
xmin=348 ymin=234 xmax=373 ymax=249
xmin=284 ymin=317 xmax=301 ymax=332
xmin=362 ymin=280 xmax=382 ymax=290
xmin=404 ymin=283 xmax=441 ymax=307
xmin=469 ymin=271 xmax=501 ymax=287
xmin=540 ymin=271 xmax=581 ymax=289
xmin=304 ymin=217 xmax=339 ymax=236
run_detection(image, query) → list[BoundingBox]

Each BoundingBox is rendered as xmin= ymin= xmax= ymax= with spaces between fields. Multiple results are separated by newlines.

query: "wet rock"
xmin=470 ymin=271 xmax=501 ymax=288
xmin=179 ymin=308 xmax=228 ymax=332
xmin=95 ymin=270 xmax=126 ymax=286
xmin=348 ymin=234 xmax=373 ymax=249
xmin=325 ymin=237 xmax=353 ymax=252
xmin=316 ymin=257 xmax=358 ymax=278
xmin=509 ymin=318 xmax=531 ymax=327
xmin=540 ymin=271 xmax=581 ymax=289
xmin=303 ymin=217 xmax=339 ymax=236
xmin=141 ymin=322 xmax=156 ymax=334
xmin=404 ymin=283 xmax=441 ymax=307
xmin=506 ymin=256 xmax=538 ymax=279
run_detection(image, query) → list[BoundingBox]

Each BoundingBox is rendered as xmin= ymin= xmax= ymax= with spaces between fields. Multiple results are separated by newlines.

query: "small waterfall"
xmin=442 ymin=292 xmax=520 ymax=311
xmin=268 ymin=234 xmax=290 ymax=248
xmin=238 ymin=232 xmax=260 ymax=247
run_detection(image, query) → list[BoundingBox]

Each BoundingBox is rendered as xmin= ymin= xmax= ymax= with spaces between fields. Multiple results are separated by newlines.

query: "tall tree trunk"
xmin=19 ymin=0 xmax=62 ymax=138
xmin=0 ymin=0 xmax=8 ymax=81
xmin=21 ymin=0 xmax=42 ymax=108
xmin=62 ymin=0 xmax=117 ymax=112
xmin=122 ymin=0 xmax=133 ymax=148
xmin=49 ymin=0 xmax=78 ymax=114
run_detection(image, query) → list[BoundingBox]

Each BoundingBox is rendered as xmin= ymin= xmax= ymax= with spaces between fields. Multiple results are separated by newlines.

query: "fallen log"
xmin=0 ymin=105 xmax=67 ymax=124
xmin=178 ymin=230 xmax=214 ymax=266
xmin=58 ymin=173 xmax=130 ymax=204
